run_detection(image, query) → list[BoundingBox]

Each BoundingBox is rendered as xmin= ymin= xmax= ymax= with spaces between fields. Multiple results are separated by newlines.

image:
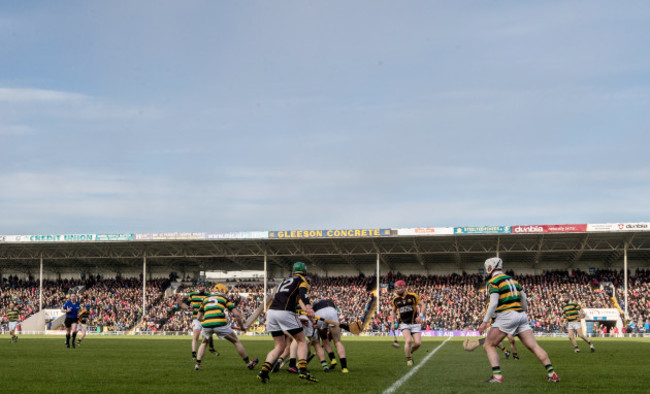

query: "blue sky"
xmin=1 ymin=1 xmax=649 ymax=234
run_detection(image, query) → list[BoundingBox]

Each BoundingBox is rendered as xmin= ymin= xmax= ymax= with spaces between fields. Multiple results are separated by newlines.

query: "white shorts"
xmin=567 ymin=321 xmax=582 ymax=331
xmin=77 ymin=324 xmax=87 ymax=332
xmin=9 ymin=322 xmax=19 ymax=331
xmin=192 ymin=319 xmax=202 ymax=331
xmin=399 ymin=323 xmax=422 ymax=334
xmin=200 ymin=325 xmax=234 ymax=340
xmin=299 ymin=315 xmax=317 ymax=340
xmin=314 ymin=306 xmax=339 ymax=330
xmin=265 ymin=309 xmax=302 ymax=333
xmin=492 ymin=311 xmax=532 ymax=336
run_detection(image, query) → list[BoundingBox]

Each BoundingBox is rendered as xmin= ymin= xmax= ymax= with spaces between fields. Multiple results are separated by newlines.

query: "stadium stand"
xmin=3 ymin=270 xmax=648 ymax=335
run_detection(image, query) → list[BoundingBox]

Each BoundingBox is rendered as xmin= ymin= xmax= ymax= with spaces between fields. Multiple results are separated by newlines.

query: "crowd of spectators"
xmin=1 ymin=275 xmax=169 ymax=331
xmin=2 ymin=269 xmax=649 ymax=335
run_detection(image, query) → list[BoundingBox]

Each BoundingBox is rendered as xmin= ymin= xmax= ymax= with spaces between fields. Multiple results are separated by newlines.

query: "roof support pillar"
xmin=39 ymin=253 xmax=44 ymax=312
xmin=263 ymin=250 xmax=268 ymax=309
xmin=623 ymin=242 xmax=630 ymax=324
xmin=142 ymin=253 xmax=147 ymax=320
xmin=376 ymin=252 xmax=380 ymax=305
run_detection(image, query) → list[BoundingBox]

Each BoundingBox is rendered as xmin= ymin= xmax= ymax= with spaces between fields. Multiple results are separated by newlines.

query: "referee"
xmin=62 ymin=293 xmax=81 ymax=348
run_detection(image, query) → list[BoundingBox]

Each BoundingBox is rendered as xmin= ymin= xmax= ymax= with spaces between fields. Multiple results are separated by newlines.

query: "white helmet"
xmin=484 ymin=257 xmax=503 ymax=275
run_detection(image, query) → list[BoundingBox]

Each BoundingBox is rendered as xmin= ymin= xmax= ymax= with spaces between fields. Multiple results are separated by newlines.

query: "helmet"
xmin=394 ymin=280 xmax=406 ymax=287
xmin=484 ymin=257 xmax=503 ymax=275
xmin=9 ymin=303 xmax=15 ymax=308
xmin=212 ymin=283 xmax=228 ymax=294
xmin=293 ymin=261 xmax=307 ymax=274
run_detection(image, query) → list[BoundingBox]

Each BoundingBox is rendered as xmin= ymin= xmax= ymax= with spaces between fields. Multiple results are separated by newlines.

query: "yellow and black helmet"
xmin=212 ymin=283 xmax=228 ymax=294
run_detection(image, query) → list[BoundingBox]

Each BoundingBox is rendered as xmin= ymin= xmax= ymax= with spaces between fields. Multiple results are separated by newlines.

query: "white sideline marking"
xmin=383 ymin=337 xmax=452 ymax=394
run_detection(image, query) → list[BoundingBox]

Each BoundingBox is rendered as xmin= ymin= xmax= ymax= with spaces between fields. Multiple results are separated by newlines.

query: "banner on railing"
xmin=587 ymin=223 xmax=650 ymax=232
xmin=583 ymin=308 xmax=622 ymax=321
xmin=0 ymin=233 xmax=135 ymax=242
xmin=511 ymin=224 xmax=587 ymax=233
xmin=396 ymin=227 xmax=454 ymax=236
xmin=454 ymin=226 xmax=510 ymax=234
xmin=268 ymin=229 xmax=391 ymax=239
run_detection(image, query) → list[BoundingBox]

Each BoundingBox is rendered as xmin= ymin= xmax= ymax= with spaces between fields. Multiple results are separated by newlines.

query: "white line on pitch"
xmin=383 ymin=336 xmax=452 ymax=394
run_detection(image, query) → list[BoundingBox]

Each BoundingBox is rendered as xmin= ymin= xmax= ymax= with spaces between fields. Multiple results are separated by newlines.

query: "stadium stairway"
xmin=21 ymin=310 xmax=65 ymax=332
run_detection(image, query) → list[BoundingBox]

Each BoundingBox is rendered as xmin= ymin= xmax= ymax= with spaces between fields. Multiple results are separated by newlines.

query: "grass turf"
xmin=1 ymin=335 xmax=648 ymax=393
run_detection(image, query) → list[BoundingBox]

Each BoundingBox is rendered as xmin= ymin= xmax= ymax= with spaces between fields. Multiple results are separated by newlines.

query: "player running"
xmin=479 ymin=257 xmax=559 ymax=383
xmin=76 ymin=306 xmax=89 ymax=346
xmin=257 ymin=262 xmax=319 ymax=384
xmin=186 ymin=284 xmax=218 ymax=360
xmin=389 ymin=280 xmax=425 ymax=366
xmin=194 ymin=283 xmax=258 ymax=371
xmin=562 ymin=294 xmax=595 ymax=353
xmin=7 ymin=303 xmax=21 ymax=343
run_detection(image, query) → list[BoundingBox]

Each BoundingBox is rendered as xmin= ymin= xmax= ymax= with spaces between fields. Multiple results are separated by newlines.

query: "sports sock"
xmin=340 ymin=358 xmax=347 ymax=368
xmin=243 ymin=356 xmax=250 ymax=363
xmin=328 ymin=352 xmax=336 ymax=361
xmin=192 ymin=351 xmax=197 ymax=358
xmin=261 ymin=361 xmax=273 ymax=374
xmin=545 ymin=364 xmax=555 ymax=376
xmin=298 ymin=359 xmax=307 ymax=374
xmin=320 ymin=360 xmax=328 ymax=369
xmin=66 ymin=334 xmax=70 ymax=345
xmin=289 ymin=358 xmax=297 ymax=369
xmin=492 ymin=366 xmax=502 ymax=378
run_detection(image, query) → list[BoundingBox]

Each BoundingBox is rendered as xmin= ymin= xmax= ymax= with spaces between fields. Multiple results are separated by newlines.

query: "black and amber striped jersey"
xmin=392 ymin=292 xmax=421 ymax=324
xmin=486 ymin=273 xmax=524 ymax=313
xmin=7 ymin=308 xmax=20 ymax=322
xmin=562 ymin=302 xmax=581 ymax=321
xmin=269 ymin=274 xmax=310 ymax=312
xmin=78 ymin=308 xmax=89 ymax=324
xmin=199 ymin=293 xmax=235 ymax=328
xmin=188 ymin=291 xmax=209 ymax=320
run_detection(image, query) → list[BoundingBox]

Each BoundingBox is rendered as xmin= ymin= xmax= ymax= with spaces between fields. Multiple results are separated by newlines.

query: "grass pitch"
xmin=2 ymin=335 xmax=648 ymax=393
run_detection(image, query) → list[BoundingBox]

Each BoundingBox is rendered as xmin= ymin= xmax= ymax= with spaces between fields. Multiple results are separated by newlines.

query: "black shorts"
xmin=64 ymin=317 xmax=79 ymax=328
